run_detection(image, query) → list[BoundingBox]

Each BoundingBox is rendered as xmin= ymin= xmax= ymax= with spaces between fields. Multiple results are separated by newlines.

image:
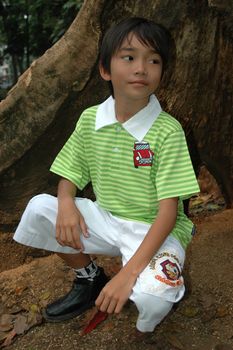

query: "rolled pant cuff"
xmin=136 ymin=319 xmax=159 ymax=333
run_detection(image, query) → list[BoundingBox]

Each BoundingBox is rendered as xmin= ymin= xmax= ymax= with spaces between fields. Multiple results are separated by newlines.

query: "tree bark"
xmin=0 ymin=0 xmax=232 ymax=220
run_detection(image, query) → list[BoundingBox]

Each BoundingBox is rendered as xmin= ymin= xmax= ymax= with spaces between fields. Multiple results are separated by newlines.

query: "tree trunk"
xmin=0 ymin=0 xmax=232 ymax=222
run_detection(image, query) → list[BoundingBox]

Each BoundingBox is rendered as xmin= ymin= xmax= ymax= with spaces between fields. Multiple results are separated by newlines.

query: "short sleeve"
xmin=50 ymin=118 xmax=90 ymax=190
xmin=156 ymin=131 xmax=199 ymax=201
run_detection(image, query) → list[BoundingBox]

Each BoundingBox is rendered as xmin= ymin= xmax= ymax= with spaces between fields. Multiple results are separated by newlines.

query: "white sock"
xmin=73 ymin=261 xmax=99 ymax=281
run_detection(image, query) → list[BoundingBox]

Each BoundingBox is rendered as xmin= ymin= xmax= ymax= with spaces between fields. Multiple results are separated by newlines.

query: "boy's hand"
xmin=55 ymin=198 xmax=88 ymax=250
xmin=95 ymin=270 xmax=136 ymax=314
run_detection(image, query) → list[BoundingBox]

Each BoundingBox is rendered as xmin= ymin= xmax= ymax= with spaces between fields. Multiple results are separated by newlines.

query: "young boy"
xmin=14 ymin=17 xmax=199 ymax=335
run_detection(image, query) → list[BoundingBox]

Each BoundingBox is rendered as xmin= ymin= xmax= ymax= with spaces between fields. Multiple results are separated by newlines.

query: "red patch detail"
xmin=133 ymin=141 xmax=154 ymax=167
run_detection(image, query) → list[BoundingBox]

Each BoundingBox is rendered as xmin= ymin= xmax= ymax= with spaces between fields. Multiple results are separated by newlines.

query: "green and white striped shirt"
xmin=50 ymin=95 xmax=199 ymax=248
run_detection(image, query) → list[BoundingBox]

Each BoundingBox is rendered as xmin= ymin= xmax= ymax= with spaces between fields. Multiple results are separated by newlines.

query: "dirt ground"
xmin=0 ymin=205 xmax=233 ymax=350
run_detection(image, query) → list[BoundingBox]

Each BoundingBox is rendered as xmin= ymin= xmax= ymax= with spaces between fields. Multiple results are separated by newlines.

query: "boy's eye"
xmin=122 ymin=55 xmax=134 ymax=61
xmin=149 ymin=58 xmax=161 ymax=64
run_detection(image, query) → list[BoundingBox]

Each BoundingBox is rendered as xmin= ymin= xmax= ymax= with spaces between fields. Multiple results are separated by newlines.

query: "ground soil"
xmin=0 ymin=206 xmax=233 ymax=350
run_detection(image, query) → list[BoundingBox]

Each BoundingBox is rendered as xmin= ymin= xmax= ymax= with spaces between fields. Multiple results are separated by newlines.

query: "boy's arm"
xmin=95 ymin=197 xmax=178 ymax=314
xmin=55 ymin=178 xmax=89 ymax=250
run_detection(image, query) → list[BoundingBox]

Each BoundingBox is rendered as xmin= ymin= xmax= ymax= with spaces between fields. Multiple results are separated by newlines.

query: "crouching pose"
xmin=14 ymin=17 xmax=199 ymax=335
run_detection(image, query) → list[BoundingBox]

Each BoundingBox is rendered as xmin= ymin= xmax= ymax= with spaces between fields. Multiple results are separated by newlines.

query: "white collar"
xmin=95 ymin=94 xmax=162 ymax=141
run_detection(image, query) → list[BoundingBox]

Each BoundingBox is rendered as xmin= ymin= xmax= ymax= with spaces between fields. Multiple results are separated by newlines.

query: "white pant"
xmin=14 ymin=194 xmax=186 ymax=332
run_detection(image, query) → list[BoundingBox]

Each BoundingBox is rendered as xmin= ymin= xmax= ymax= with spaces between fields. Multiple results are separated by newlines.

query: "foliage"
xmin=29 ymin=0 xmax=84 ymax=56
xmin=0 ymin=0 xmax=84 ymax=82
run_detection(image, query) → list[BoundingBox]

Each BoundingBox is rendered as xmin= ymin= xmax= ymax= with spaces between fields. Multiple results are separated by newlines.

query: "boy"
xmin=14 ymin=17 xmax=199 ymax=335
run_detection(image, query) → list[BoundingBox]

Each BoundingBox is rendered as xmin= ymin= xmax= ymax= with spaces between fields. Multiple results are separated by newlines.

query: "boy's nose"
xmin=134 ymin=60 xmax=147 ymax=75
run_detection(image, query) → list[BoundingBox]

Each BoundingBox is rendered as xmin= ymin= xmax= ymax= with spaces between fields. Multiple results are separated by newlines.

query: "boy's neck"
xmin=114 ymin=96 xmax=150 ymax=123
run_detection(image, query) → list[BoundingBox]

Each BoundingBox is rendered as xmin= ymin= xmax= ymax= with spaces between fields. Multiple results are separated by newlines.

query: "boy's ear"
xmin=99 ymin=64 xmax=111 ymax=81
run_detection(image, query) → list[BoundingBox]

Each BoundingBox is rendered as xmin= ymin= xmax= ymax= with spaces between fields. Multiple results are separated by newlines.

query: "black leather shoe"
xmin=43 ymin=267 xmax=109 ymax=322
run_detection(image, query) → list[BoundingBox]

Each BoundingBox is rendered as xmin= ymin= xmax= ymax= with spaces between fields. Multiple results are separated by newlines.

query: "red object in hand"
xmin=82 ymin=310 xmax=108 ymax=335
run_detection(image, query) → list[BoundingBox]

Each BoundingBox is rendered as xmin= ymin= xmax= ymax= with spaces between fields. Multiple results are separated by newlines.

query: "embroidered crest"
xmin=133 ymin=141 xmax=154 ymax=168
xmin=160 ymin=259 xmax=181 ymax=281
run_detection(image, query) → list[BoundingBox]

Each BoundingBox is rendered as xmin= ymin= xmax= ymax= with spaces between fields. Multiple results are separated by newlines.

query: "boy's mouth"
xmin=129 ymin=80 xmax=148 ymax=86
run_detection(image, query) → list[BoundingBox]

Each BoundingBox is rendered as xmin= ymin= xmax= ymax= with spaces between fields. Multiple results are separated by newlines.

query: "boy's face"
xmin=100 ymin=33 xmax=163 ymax=104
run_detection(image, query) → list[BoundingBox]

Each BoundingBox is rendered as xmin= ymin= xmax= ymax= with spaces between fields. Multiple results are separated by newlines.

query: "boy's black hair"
xmin=99 ymin=17 xmax=173 ymax=95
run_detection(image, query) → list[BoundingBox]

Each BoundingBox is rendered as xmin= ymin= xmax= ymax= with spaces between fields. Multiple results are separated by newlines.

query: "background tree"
xmin=0 ymin=0 xmax=232 ymax=225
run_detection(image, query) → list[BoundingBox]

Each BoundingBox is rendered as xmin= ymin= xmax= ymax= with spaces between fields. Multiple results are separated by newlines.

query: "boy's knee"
xmin=14 ymin=194 xmax=58 ymax=247
xmin=26 ymin=194 xmax=56 ymax=218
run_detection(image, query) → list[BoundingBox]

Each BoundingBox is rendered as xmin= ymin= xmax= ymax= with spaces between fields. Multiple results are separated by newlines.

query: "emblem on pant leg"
xmin=133 ymin=141 xmax=154 ymax=168
xmin=154 ymin=258 xmax=183 ymax=287
xmin=160 ymin=259 xmax=181 ymax=281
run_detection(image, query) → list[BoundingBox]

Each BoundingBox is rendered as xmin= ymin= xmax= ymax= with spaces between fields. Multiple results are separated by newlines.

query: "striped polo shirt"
xmin=50 ymin=95 xmax=199 ymax=248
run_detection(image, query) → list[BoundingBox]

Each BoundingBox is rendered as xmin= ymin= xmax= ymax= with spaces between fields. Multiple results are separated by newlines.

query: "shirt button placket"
xmin=112 ymin=124 xmax=121 ymax=153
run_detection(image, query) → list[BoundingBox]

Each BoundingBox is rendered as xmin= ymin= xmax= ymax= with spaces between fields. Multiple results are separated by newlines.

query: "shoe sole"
xmin=42 ymin=301 xmax=95 ymax=323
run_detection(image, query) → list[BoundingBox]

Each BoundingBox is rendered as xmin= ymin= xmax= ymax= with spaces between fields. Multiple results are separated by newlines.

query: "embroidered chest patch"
xmin=133 ymin=141 xmax=154 ymax=168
